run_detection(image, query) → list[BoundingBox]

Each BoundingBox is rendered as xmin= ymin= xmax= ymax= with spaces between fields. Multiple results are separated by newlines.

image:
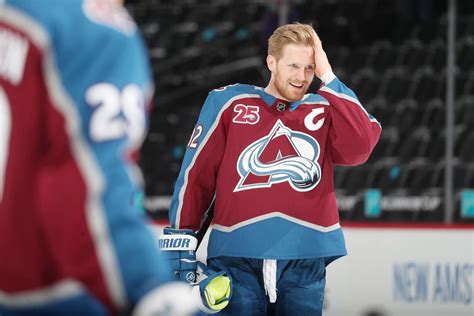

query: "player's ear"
xmin=266 ymin=55 xmax=276 ymax=72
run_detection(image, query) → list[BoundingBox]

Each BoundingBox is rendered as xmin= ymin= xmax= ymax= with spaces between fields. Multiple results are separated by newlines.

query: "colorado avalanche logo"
xmin=234 ymin=120 xmax=321 ymax=192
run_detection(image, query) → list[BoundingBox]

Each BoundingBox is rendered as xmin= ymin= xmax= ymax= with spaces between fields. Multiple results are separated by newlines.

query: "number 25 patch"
xmin=232 ymin=104 xmax=260 ymax=125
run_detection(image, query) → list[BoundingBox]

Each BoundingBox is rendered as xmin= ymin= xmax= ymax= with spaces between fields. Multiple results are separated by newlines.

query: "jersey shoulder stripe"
xmin=210 ymin=83 xmax=261 ymax=102
xmin=320 ymin=78 xmax=381 ymax=125
xmin=301 ymin=92 xmax=330 ymax=105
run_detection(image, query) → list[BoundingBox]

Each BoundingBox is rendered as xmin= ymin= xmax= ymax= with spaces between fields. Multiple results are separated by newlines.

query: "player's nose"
xmin=296 ymin=68 xmax=306 ymax=81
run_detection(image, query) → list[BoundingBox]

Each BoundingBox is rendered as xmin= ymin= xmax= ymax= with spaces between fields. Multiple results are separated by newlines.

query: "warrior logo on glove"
xmin=158 ymin=228 xmax=198 ymax=283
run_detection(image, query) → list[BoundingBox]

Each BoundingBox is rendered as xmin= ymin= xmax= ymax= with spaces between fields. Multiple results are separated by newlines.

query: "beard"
xmin=273 ymin=72 xmax=310 ymax=102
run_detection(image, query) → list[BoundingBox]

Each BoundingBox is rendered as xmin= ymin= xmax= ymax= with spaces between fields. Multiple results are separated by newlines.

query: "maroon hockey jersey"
xmin=169 ymin=78 xmax=381 ymax=261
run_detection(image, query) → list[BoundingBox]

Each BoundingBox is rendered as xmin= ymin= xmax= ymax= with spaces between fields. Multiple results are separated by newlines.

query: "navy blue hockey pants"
xmin=208 ymin=256 xmax=326 ymax=316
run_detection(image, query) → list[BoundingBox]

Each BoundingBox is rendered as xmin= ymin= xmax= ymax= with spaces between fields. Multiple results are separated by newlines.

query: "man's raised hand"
xmin=311 ymin=30 xmax=333 ymax=81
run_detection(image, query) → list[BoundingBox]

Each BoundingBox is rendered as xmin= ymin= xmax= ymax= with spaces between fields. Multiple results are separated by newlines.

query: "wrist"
xmin=320 ymin=71 xmax=336 ymax=84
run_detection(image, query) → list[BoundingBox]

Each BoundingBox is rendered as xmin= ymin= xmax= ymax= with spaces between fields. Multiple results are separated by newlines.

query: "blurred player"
xmin=162 ymin=23 xmax=381 ymax=315
xmin=0 ymin=0 xmax=202 ymax=315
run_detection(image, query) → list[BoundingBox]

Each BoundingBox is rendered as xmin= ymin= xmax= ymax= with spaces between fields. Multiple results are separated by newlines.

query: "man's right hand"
xmin=158 ymin=228 xmax=198 ymax=283
xmin=157 ymin=228 xmax=233 ymax=313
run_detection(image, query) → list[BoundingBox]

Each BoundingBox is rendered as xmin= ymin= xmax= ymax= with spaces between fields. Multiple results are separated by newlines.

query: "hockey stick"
xmin=195 ymin=199 xmax=215 ymax=249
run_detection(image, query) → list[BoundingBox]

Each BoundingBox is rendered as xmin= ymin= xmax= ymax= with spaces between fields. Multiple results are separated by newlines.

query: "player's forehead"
xmin=279 ymin=43 xmax=314 ymax=65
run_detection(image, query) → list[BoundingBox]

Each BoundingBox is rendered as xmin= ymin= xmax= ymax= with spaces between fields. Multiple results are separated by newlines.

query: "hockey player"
xmin=162 ymin=23 xmax=382 ymax=315
xmin=0 ymin=0 xmax=206 ymax=315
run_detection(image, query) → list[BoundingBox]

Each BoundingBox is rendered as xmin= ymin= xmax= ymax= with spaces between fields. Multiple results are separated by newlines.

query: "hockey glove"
xmin=195 ymin=262 xmax=232 ymax=313
xmin=158 ymin=228 xmax=198 ymax=283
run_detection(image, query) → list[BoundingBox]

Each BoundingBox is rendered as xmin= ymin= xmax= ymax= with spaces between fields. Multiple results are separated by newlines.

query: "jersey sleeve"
xmin=318 ymin=77 xmax=382 ymax=166
xmin=169 ymin=91 xmax=226 ymax=230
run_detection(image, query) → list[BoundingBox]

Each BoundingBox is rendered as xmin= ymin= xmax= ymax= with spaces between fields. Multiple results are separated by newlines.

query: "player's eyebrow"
xmin=288 ymin=63 xmax=315 ymax=67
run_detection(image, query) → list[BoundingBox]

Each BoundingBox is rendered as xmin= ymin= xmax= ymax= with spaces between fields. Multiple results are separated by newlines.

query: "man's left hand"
xmin=311 ymin=30 xmax=333 ymax=80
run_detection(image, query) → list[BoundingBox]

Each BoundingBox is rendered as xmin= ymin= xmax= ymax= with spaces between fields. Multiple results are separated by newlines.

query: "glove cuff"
xmin=159 ymin=228 xmax=198 ymax=251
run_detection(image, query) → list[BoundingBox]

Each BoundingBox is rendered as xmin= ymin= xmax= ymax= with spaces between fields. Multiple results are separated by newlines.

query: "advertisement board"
xmin=325 ymin=225 xmax=474 ymax=316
